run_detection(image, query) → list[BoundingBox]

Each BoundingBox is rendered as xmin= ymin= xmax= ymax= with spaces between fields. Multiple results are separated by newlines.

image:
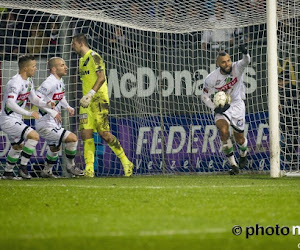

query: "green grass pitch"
xmin=0 ymin=175 xmax=299 ymax=250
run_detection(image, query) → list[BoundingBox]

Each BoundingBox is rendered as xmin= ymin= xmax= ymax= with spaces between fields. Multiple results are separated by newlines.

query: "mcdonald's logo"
xmin=277 ymin=58 xmax=296 ymax=85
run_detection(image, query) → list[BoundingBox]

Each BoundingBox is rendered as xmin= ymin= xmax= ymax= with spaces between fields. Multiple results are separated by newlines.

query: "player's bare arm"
xmin=92 ymin=70 xmax=106 ymax=92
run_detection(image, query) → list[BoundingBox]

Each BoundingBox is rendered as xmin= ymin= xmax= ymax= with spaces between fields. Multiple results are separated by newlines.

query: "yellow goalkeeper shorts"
xmin=79 ymin=91 xmax=110 ymax=133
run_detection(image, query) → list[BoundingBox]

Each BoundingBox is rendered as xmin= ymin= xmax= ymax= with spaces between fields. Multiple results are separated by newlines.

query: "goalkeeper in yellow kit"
xmin=72 ymin=33 xmax=133 ymax=177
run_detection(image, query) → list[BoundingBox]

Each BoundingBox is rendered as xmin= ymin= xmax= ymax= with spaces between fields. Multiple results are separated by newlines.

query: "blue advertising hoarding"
xmin=0 ymin=112 xmax=271 ymax=175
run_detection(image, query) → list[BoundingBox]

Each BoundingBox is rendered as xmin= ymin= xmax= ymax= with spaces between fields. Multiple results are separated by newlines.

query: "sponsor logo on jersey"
xmin=52 ymin=92 xmax=65 ymax=100
xmin=17 ymin=92 xmax=30 ymax=101
xmin=215 ymin=77 xmax=238 ymax=91
xmin=79 ymin=69 xmax=90 ymax=76
xmin=79 ymin=113 xmax=88 ymax=125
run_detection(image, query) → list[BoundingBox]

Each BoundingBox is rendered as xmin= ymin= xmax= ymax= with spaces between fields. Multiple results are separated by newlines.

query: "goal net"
xmin=0 ymin=0 xmax=299 ymax=177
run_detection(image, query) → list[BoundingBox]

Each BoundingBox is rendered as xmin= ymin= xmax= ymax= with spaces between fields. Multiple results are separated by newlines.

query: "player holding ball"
xmin=201 ymin=45 xmax=250 ymax=175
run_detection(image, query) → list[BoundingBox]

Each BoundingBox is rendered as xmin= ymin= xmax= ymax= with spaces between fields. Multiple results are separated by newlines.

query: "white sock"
xmin=65 ymin=141 xmax=77 ymax=168
xmin=5 ymin=148 xmax=22 ymax=172
xmin=239 ymin=138 xmax=248 ymax=157
xmin=222 ymin=139 xmax=237 ymax=166
xmin=45 ymin=149 xmax=59 ymax=172
xmin=20 ymin=139 xmax=38 ymax=166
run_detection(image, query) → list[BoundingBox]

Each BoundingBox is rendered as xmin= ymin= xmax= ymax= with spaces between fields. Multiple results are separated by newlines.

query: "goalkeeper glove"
xmin=238 ymin=44 xmax=248 ymax=55
xmin=214 ymin=103 xmax=230 ymax=114
xmin=80 ymin=89 xmax=96 ymax=108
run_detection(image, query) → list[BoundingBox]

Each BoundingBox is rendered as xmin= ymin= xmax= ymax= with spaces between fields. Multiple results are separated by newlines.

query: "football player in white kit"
xmin=0 ymin=55 xmax=56 ymax=180
xmin=201 ymin=45 xmax=250 ymax=175
xmin=35 ymin=57 xmax=84 ymax=177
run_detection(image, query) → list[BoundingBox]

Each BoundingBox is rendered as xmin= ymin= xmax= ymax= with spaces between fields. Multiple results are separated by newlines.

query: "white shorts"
xmin=0 ymin=117 xmax=34 ymax=145
xmin=36 ymin=122 xmax=70 ymax=147
xmin=215 ymin=100 xmax=246 ymax=133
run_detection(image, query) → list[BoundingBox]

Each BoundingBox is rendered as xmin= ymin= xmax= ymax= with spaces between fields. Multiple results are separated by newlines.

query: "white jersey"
xmin=203 ymin=54 xmax=251 ymax=106
xmin=35 ymin=74 xmax=72 ymax=146
xmin=202 ymin=54 xmax=250 ymax=132
xmin=0 ymin=74 xmax=35 ymax=120
xmin=36 ymin=74 xmax=68 ymax=124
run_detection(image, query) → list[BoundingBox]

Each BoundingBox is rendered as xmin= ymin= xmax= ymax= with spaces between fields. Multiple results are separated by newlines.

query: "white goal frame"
xmin=0 ymin=1 xmax=299 ymax=177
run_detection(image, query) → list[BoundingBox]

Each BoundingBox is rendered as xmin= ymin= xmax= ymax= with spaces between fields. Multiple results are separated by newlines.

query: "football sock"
xmin=239 ymin=138 xmax=248 ymax=157
xmin=83 ymin=138 xmax=95 ymax=166
xmin=65 ymin=141 xmax=77 ymax=168
xmin=108 ymin=137 xmax=129 ymax=164
xmin=45 ymin=149 xmax=59 ymax=171
xmin=222 ymin=139 xmax=237 ymax=166
xmin=5 ymin=148 xmax=22 ymax=172
xmin=20 ymin=139 xmax=38 ymax=166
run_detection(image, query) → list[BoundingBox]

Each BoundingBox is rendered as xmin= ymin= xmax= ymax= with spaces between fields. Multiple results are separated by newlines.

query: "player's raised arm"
xmin=237 ymin=44 xmax=251 ymax=69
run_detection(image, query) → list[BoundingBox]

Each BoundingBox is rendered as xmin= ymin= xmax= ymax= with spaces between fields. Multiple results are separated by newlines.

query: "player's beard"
xmin=220 ymin=66 xmax=232 ymax=75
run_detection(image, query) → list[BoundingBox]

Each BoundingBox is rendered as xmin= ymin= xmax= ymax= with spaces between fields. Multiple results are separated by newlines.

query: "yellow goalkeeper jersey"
xmin=79 ymin=49 xmax=107 ymax=96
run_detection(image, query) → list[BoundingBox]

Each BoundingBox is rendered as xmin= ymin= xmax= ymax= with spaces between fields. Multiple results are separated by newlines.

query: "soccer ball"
xmin=213 ymin=91 xmax=231 ymax=107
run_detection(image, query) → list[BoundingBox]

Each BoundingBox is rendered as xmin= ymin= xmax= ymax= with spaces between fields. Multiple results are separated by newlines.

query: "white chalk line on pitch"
xmin=11 ymin=228 xmax=227 ymax=240
xmin=7 ymin=183 xmax=295 ymax=189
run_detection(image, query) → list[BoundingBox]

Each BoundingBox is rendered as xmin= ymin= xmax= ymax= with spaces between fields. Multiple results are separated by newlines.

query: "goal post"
xmin=267 ymin=0 xmax=280 ymax=178
xmin=0 ymin=1 xmax=299 ymax=177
